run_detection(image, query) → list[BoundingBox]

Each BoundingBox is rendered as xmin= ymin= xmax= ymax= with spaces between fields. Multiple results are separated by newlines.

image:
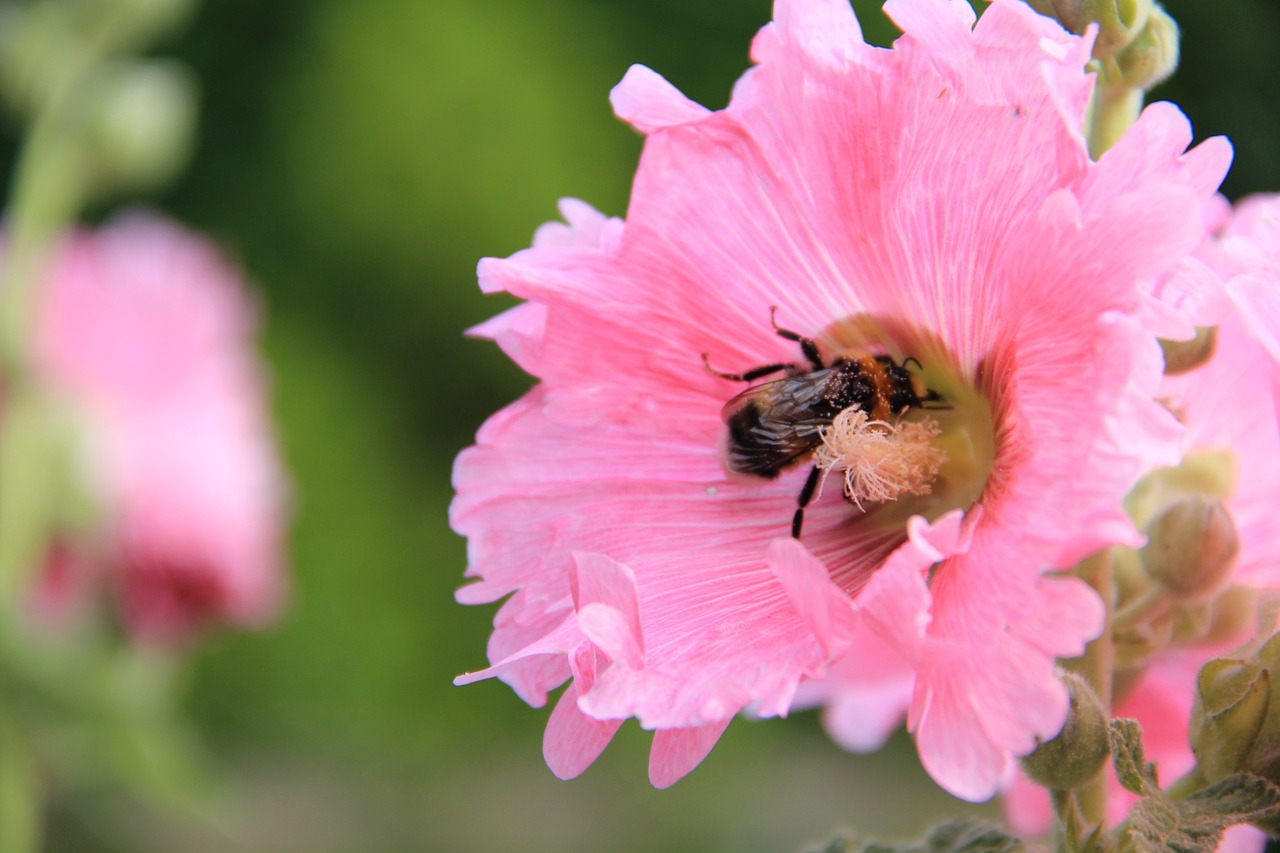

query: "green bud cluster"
xmin=1022 ymin=0 xmax=1142 ymax=50
xmin=1023 ymin=0 xmax=1149 ymax=54
xmin=0 ymin=0 xmax=198 ymax=203
xmin=1141 ymin=496 xmax=1239 ymax=602
xmin=82 ymin=59 xmax=197 ymax=197
xmin=1111 ymin=455 xmax=1250 ymax=676
xmin=1189 ymin=634 xmax=1280 ymax=786
xmin=1102 ymin=6 xmax=1179 ymax=92
xmin=1023 ymin=0 xmax=1179 ymax=93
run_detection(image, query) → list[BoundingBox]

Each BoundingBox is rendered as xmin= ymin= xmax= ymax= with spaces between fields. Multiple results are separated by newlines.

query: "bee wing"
xmin=721 ymin=371 xmax=838 ymax=475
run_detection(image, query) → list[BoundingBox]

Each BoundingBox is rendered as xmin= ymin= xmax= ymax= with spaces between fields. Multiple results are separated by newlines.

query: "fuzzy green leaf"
xmin=1186 ymin=773 xmax=1280 ymax=837
xmin=804 ymin=819 xmax=1025 ymax=853
xmin=803 ymin=836 xmax=857 ymax=853
xmin=1110 ymin=718 xmax=1156 ymax=795
xmin=1124 ymin=772 xmax=1280 ymax=851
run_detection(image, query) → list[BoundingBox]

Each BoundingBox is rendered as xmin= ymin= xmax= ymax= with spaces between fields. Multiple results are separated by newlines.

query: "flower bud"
xmin=105 ymin=0 xmax=198 ymax=49
xmin=1190 ymin=658 xmax=1270 ymax=783
xmin=0 ymin=0 xmax=197 ymax=117
xmin=1020 ymin=674 xmax=1111 ymax=790
xmin=1160 ymin=326 xmax=1217 ymax=376
xmin=70 ymin=0 xmax=199 ymax=57
xmin=1221 ymin=633 xmax=1280 ymax=785
xmin=1140 ymin=497 xmax=1239 ymax=602
xmin=1025 ymin=0 xmax=1150 ymax=50
xmin=1111 ymin=6 xmax=1179 ymax=91
xmin=1124 ymin=451 xmax=1234 ymax=531
xmin=1084 ymin=0 xmax=1152 ymax=57
xmin=84 ymin=59 xmax=197 ymax=198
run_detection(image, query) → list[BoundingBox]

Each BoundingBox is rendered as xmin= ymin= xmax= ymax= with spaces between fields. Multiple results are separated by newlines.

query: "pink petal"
xmin=799 ymin=624 xmax=917 ymax=752
xmin=572 ymin=552 xmax=645 ymax=667
xmin=543 ymin=683 xmax=623 ymax=780
xmin=885 ymin=0 xmax=976 ymax=60
xmin=819 ymin=676 xmax=913 ymax=753
xmin=912 ymin=670 xmax=1012 ymax=802
xmin=610 ymin=65 xmax=710 ymax=134
xmin=1218 ymin=826 xmax=1269 ymax=853
xmin=856 ymin=511 xmax=969 ymax=662
xmin=532 ymin=198 xmax=618 ymax=250
xmin=647 ymin=719 xmax=732 ymax=788
xmin=770 ymin=0 xmax=865 ymax=68
xmin=1229 ymin=274 xmax=1280 ymax=364
xmin=767 ymin=537 xmax=856 ymax=657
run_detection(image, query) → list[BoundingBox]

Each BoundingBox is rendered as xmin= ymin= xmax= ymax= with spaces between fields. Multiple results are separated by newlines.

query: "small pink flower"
xmin=454 ymin=0 xmax=1229 ymax=798
xmin=30 ymin=212 xmax=286 ymax=641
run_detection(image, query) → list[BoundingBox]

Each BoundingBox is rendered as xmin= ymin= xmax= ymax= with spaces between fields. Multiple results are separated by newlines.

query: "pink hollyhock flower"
xmin=453 ymin=0 xmax=1230 ymax=799
xmin=28 ymin=212 xmax=286 ymax=641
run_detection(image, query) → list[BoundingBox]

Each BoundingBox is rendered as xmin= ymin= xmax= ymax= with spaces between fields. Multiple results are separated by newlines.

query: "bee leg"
xmin=792 ymin=465 xmax=821 ymax=539
xmin=769 ymin=306 xmax=824 ymax=370
xmin=702 ymin=353 xmax=792 ymax=383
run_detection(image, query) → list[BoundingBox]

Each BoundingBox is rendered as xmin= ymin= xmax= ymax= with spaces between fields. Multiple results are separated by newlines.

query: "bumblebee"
xmin=705 ymin=309 xmax=943 ymax=538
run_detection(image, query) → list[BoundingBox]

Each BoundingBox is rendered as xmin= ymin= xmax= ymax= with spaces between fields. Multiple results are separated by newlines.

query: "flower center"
xmin=813 ymin=408 xmax=947 ymax=508
xmin=814 ymin=314 xmax=997 ymax=530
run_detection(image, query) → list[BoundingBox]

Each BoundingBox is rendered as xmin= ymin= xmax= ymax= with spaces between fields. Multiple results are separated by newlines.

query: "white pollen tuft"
xmin=814 ymin=408 xmax=948 ymax=509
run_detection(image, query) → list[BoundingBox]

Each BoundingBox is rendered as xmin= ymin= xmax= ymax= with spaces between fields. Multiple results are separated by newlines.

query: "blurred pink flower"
xmin=453 ymin=0 xmax=1228 ymax=798
xmin=1221 ymin=196 xmax=1280 ymax=388
xmin=30 ymin=212 xmax=286 ymax=641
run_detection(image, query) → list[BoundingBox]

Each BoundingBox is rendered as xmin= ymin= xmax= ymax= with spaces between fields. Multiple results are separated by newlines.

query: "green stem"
xmin=0 ymin=88 xmax=92 ymax=604
xmin=0 ymin=119 xmax=87 ymax=371
xmin=1086 ymin=83 xmax=1142 ymax=159
xmin=1111 ymin=586 xmax=1172 ymax=631
xmin=0 ymin=10 xmax=99 ymax=605
xmin=0 ymin=0 xmax=164 ymax=395
xmin=0 ymin=13 xmax=134 ymax=851
xmin=1163 ymin=765 xmax=1208 ymax=802
xmin=0 ymin=668 xmax=39 ymax=853
xmin=1058 ymin=552 xmax=1116 ymax=848
xmin=1050 ymin=789 xmax=1077 ymax=853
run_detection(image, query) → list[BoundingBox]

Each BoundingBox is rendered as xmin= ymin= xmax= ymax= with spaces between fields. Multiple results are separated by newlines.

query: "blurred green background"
xmin=19 ymin=0 xmax=1280 ymax=850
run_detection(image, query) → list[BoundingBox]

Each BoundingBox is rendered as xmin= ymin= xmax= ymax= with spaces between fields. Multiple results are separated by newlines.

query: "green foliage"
xmin=1109 ymin=718 xmax=1154 ymax=796
xmin=1108 ymin=719 xmax=1280 ymax=851
xmin=806 ymin=819 xmax=1025 ymax=853
xmin=1125 ymin=773 xmax=1280 ymax=852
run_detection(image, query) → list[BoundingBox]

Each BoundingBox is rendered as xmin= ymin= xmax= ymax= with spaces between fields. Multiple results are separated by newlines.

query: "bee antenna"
xmin=903 ymin=356 xmax=923 ymax=372
xmin=922 ymin=388 xmax=950 ymax=410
